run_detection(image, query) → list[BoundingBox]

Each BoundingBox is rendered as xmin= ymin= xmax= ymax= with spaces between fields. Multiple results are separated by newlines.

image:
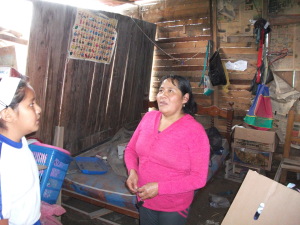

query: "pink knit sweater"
xmin=124 ymin=110 xmax=210 ymax=212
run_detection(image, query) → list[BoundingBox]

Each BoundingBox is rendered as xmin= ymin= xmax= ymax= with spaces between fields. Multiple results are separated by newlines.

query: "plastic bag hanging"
xmin=203 ymin=75 xmax=214 ymax=96
xmin=199 ymin=40 xmax=214 ymax=96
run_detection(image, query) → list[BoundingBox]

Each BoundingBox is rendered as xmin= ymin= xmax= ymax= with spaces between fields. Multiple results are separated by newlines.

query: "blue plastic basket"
xmin=29 ymin=144 xmax=73 ymax=204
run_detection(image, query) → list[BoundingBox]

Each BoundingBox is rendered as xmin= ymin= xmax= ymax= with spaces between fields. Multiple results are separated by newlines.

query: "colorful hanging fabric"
xmin=244 ymin=84 xmax=273 ymax=129
xmin=255 ymin=29 xmax=264 ymax=84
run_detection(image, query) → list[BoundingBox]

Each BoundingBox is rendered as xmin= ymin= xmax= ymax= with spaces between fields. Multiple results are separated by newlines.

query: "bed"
xmin=62 ymin=103 xmax=234 ymax=219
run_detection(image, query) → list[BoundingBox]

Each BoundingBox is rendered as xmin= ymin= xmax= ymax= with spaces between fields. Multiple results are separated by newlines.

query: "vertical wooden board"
xmin=118 ymin=17 xmax=140 ymax=127
xmin=294 ymin=24 xmax=300 ymax=70
xmin=60 ymin=60 xmax=95 ymax=152
xmin=141 ymin=24 xmax=156 ymax=105
xmin=27 ymin=2 xmax=76 ymax=144
xmin=113 ymin=18 xmax=156 ymax=128
xmin=84 ymin=64 xmax=102 ymax=135
xmin=79 ymin=10 xmax=121 ymax=142
xmin=131 ymin=25 xmax=155 ymax=121
xmin=77 ymin=63 xmax=99 ymax=136
xmin=89 ymin=64 xmax=112 ymax=143
xmin=90 ymin=71 xmax=113 ymax=148
xmin=103 ymin=16 xmax=133 ymax=131
xmin=120 ymin=20 xmax=142 ymax=126
xmin=90 ymin=64 xmax=109 ymax=135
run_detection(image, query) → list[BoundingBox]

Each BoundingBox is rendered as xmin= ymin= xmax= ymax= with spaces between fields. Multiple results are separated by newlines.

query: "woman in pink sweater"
xmin=125 ymin=75 xmax=210 ymax=225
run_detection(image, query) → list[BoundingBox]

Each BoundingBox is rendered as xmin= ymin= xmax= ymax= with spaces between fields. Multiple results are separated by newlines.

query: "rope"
xmin=130 ymin=17 xmax=206 ymax=64
xmin=268 ymin=48 xmax=288 ymax=66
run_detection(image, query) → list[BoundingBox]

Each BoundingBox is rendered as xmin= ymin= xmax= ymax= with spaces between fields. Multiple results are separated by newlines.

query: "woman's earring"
xmin=183 ymin=104 xmax=185 ymax=108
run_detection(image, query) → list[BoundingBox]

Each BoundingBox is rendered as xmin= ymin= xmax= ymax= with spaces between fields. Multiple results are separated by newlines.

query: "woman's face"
xmin=156 ymin=78 xmax=188 ymax=117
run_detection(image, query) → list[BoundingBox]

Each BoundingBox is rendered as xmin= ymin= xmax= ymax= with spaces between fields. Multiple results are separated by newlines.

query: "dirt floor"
xmin=61 ymin=166 xmax=244 ymax=225
xmin=186 ymin=168 xmax=241 ymax=225
xmin=61 ymin=153 xmax=300 ymax=225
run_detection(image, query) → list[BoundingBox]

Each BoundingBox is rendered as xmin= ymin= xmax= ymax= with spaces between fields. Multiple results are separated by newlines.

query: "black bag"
xmin=208 ymin=50 xmax=227 ymax=86
xmin=205 ymin=127 xmax=223 ymax=156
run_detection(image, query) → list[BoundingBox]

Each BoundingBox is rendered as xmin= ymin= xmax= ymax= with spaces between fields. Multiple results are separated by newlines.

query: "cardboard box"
xmin=222 ymin=170 xmax=300 ymax=225
xmin=117 ymin=142 xmax=128 ymax=159
xmin=233 ymin=127 xmax=279 ymax=152
xmin=232 ymin=147 xmax=273 ymax=171
xmin=225 ymin=159 xmax=263 ymax=183
xmin=225 ymin=159 xmax=248 ymax=183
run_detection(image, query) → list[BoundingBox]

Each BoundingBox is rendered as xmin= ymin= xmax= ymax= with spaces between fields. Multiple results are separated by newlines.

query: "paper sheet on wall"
xmin=225 ymin=60 xmax=247 ymax=71
xmin=68 ymin=9 xmax=118 ymax=64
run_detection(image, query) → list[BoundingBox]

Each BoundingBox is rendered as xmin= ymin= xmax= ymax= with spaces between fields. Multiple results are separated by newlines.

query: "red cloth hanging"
xmin=256 ymin=29 xmax=265 ymax=84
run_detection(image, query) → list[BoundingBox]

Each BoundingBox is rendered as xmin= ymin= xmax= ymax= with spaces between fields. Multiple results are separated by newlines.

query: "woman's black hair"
xmin=0 ymin=75 xmax=29 ymax=130
xmin=159 ymin=75 xmax=197 ymax=116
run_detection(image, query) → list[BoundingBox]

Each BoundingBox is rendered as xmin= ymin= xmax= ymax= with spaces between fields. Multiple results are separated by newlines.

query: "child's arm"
xmin=0 ymin=219 xmax=8 ymax=225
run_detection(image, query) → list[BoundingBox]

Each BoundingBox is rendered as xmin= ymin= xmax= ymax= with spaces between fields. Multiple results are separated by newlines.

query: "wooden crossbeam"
xmin=62 ymin=203 xmax=121 ymax=225
xmin=62 ymin=189 xmax=139 ymax=219
xmin=89 ymin=208 xmax=113 ymax=219
xmin=0 ymin=34 xmax=28 ymax=45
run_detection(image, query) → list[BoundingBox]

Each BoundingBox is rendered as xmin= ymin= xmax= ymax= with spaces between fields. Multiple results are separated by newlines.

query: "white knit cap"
xmin=0 ymin=77 xmax=21 ymax=112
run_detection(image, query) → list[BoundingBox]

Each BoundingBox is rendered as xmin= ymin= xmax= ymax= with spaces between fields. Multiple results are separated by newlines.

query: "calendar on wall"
xmin=68 ymin=9 xmax=118 ymax=64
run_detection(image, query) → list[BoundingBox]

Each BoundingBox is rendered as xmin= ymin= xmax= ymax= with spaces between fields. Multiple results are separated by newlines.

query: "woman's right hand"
xmin=126 ymin=169 xmax=138 ymax=194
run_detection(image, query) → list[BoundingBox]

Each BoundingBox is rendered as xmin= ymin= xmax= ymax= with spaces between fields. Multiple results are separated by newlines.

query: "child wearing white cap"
xmin=0 ymin=75 xmax=42 ymax=225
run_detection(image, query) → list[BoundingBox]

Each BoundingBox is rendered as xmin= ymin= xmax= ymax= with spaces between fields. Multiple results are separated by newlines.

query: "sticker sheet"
xmin=68 ymin=9 xmax=118 ymax=64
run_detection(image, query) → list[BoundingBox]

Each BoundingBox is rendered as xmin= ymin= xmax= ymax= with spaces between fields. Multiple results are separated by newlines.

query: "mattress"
xmin=62 ymin=139 xmax=229 ymax=213
xmin=63 ymin=161 xmax=138 ymax=212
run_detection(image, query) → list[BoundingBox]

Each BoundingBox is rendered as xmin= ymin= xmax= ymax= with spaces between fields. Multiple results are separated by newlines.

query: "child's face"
xmin=13 ymin=87 xmax=41 ymax=136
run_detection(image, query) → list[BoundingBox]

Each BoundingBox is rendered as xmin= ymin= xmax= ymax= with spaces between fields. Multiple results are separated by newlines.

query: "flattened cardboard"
xmin=222 ymin=170 xmax=300 ymax=225
xmin=233 ymin=127 xmax=278 ymax=152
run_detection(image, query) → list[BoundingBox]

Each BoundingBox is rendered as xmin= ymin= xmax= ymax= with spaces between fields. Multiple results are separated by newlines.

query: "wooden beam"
xmin=211 ymin=0 xmax=219 ymax=125
xmin=62 ymin=189 xmax=139 ymax=219
xmin=89 ymin=208 xmax=114 ymax=219
xmin=155 ymin=53 xmax=205 ymax=59
xmin=62 ymin=203 xmax=121 ymax=225
xmin=0 ymin=34 xmax=28 ymax=45
xmin=156 ymin=36 xmax=210 ymax=43
xmin=152 ymin=66 xmax=202 ymax=71
xmin=0 ymin=26 xmax=23 ymax=38
xmin=269 ymin=14 xmax=300 ymax=25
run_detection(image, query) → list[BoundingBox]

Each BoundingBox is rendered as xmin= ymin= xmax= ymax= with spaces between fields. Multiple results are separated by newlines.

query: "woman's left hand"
xmin=137 ymin=182 xmax=158 ymax=200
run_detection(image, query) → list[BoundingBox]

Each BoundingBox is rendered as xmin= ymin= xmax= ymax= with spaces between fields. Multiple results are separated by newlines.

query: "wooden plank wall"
xmin=268 ymin=8 xmax=300 ymax=91
xmin=267 ymin=2 xmax=300 ymax=143
xmin=121 ymin=0 xmax=258 ymax=132
xmin=141 ymin=0 xmax=211 ymax=105
xmin=26 ymin=1 xmax=156 ymax=154
xmin=120 ymin=0 xmax=300 ymax=141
